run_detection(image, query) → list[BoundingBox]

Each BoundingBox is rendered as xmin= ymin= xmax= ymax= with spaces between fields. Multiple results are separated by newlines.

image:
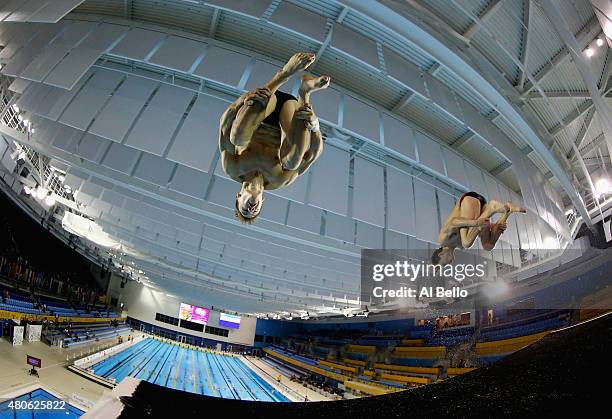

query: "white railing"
xmin=72 ymin=334 xmax=147 ymax=368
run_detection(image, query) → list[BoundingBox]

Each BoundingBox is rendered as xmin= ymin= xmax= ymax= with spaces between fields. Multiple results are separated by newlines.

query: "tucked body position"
xmin=432 ymin=191 xmax=526 ymax=265
xmin=218 ymin=52 xmax=330 ymax=223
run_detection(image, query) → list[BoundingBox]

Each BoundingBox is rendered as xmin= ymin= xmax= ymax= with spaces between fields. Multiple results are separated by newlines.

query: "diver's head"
xmin=235 ymin=175 xmax=264 ymax=224
xmin=431 ymin=246 xmax=455 ymax=265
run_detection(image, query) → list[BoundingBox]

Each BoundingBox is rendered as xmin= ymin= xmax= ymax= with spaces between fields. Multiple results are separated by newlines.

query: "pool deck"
xmin=0 ymin=336 xmax=113 ymax=410
xmin=244 ymin=356 xmax=334 ymax=402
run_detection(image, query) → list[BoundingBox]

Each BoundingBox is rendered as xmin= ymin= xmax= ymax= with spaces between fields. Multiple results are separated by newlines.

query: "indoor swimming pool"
xmin=89 ymin=338 xmax=289 ymax=402
xmin=0 ymin=388 xmax=84 ymax=418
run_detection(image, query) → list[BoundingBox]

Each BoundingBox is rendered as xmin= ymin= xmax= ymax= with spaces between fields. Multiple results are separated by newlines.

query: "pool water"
xmin=0 ymin=388 xmax=84 ymax=418
xmin=90 ymin=338 xmax=289 ymax=402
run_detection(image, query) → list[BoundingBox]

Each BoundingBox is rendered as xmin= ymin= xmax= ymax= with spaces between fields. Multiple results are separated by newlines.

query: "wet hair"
xmin=431 ymin=247 xmax=444 ymax=265
xmin=235 ymin=197 xmax=259 ymax=225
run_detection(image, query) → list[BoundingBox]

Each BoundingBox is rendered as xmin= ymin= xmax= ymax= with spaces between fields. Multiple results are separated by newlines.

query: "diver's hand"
xmin=244 ymin=88 xmax=272 ymax=107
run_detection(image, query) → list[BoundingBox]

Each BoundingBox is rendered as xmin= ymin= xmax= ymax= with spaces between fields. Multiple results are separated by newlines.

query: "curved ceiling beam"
xmin=540 ymin=0 xmax=612 ymax=166
xmin=340 ymin=0 xmax=593 ymax=228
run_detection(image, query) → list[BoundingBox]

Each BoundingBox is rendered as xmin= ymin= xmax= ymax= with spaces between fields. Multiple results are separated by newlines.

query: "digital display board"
xmin=178 ymin=303 xmax=209 ymax=325
xmin=27 ymin=355 xmax=41 ymax=368
xmin=219 ymin=313 xmax=241 ymax=329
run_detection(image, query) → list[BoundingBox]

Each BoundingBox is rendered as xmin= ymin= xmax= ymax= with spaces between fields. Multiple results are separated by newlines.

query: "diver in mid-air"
xmin=432 ymin=192 xmax=526 ymax=265
xmin=219 ymin=52 xmax=330 ymax=224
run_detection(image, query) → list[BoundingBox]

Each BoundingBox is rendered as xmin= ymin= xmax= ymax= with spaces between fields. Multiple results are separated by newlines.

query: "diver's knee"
xmin=281 ymin=155 xmax=301 ymax=171
xmin=230 ymin=126 xmax=249 ymax=146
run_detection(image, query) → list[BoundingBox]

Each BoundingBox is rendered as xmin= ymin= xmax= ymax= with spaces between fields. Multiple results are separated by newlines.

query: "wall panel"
xmin=110 ymin=28 xmax=166 ymax=60
xmin=125 ymin=84 xmax=195 ymax=155
xmin=44 ymin=46 xmax=104 ymax=89
xmin=193 ymin=46 xmax=250 ymax=86
xmin=331 ymin=24 xmax=379 ymax=68
xmin=413 ymin=179 xmax=438 ymax=243
xmin=168 ymin=165 xmax=209 ymax=199
xmin=149 ymin=35 xmax=206 ymax=72
xmin=382 ymin=114 xmax=416 ymax=160
xmin=415 ymin=131 xmax=445 ymax=175
xmin=386 ymin=167 xmax=415 ymax=235
xmin=343 ymin=94 xmax=380 ymax=142
xmin=269 ymin=1 xmax=327 ymax=41
xmin=59 ymin=69 xmax=124 ymax=130
xmin=464 ymin=161 xmax=487 ymax=197
xmin=356 ymin=222 xmax=383 ymax=248
xmin=442 ymin=148 xmax=468 ymax=188
xmin=167 ymin=94 xmax=228 ymax=172
xmin=308 ymin=146 xmax=349 ymax=215
xmin=353 ymin=157 xmax=384 ymax=227
xmin=287 ymin=202 xmax=321 ymax=234
xmin=310 ymin=87 xmax=340 ymax=125
xmin=90 ymin=76 xmax=158 ymax=142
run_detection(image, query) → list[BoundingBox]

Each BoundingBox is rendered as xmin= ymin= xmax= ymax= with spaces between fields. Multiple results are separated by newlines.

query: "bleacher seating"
xmin=43 ymin=321 xmax=130 ymax=348
xmin=354 ymin=336 xmax=401 ymax=347
xmin=479 ymin=311 xmax=569 ymax=342
xmin=343 ymin=379 xmax=397 ymax=395
xmin=344 ymin=358 xmax=366 ymax=367
xmin=374 ymin=363 xmax=439 ymax=378
xmin=391 ymin=346 xmax=446 ymax=367
xmin=379 ymin=372 xmax=431 ymax=385
xmin=0 ymin=298 xmax=39 ymax=315
xmin=399 ymin=338 xmax=425 ymax=346
xmin=1 ymin=284 xmax=118 ymax=319
xmin=262 ymin=309 xmax=580 ymax=394
xmin=264 ymin=347 xmax=346 ymax=383
xmin=476 ymin=331 xmax=549 ymax=364
xmin=319 ymin=360 xmax=357 ymax=375
xmin=313 ymin=344 xmax=333 ymax=357
xmin=345 ymin=344 xmax=376 ymax=361
xmin=428 ymin=326 xmax=474 ymax=346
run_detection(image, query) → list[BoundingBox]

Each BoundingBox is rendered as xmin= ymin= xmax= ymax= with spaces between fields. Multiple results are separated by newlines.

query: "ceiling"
xmin=0 ymin=0 xmax=608 ymax=316
xmin=383 ymin=0 xmax=611 ymax=214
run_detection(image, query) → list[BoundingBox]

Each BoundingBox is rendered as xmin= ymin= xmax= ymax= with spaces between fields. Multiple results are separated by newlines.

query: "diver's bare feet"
xmin=505 ymin=202 xmax=527 ymax=214
xmin=299 ymin=74 xmax=331 ymax=96
xmin=282 ymin=52 xmax=316 ymax=77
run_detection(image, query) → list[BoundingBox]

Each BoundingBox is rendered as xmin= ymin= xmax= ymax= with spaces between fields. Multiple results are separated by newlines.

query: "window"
xmin=205 ymin=325 xmax=229 ymax=337
xmin=254 ymin=335 xmax=264 ymax=343
xmin=155 ymin=312 xmax=179 ymax=326
xmin=179 ymin=319 xmax=204 ymax=332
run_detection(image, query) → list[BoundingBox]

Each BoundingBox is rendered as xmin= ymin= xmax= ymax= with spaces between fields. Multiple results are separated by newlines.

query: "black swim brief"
xmin=262 ymin=90 xmax=297 ymax=128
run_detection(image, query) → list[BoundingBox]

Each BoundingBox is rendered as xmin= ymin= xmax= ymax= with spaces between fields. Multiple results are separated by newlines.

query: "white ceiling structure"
xmin=0 ymin=0 xmax=608 ymax=316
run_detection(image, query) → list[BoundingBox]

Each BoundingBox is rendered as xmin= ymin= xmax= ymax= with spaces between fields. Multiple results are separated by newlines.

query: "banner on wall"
xmin=12 ymin=326 xmax=24 ymax=346
xmin=25 ymin=324 xmax=42 ymax=342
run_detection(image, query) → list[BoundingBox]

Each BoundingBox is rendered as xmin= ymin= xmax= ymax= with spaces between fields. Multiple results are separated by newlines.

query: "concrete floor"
xmin=0 ymin=336 xmax=113 ymax=408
